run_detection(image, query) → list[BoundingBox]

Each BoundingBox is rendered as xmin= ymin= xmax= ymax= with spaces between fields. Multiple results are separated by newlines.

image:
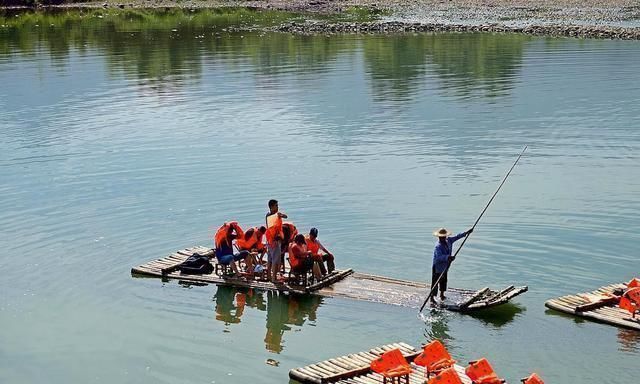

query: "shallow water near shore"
xmin=1 ymin=8 xmax=639 ymax=384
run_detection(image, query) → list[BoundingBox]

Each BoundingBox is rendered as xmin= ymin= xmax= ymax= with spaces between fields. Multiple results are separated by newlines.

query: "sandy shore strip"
xmin=6 ymin=0 xmax=640 ymax=39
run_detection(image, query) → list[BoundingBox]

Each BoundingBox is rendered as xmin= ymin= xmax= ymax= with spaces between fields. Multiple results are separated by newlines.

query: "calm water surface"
xmin=1 ymin=9 xmax=639 ymax=384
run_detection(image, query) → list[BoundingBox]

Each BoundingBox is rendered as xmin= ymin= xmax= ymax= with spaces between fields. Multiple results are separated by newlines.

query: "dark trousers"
xmin=430 ymin=266 xmax=448 ymax=298
xmin=317 ymin=254 xmax=335 ymax=275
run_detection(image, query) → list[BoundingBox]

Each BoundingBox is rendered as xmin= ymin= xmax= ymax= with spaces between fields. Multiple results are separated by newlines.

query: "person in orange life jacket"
xmin=214 ymin=222 xmax=251 ymax=277
xmin=279 ymin=222 xmax=298 ymax=271
xmin=237 ymin=226 xmax=267 ymax=272
xmin=281 ymin=222 xmax=298 ymax=253
xmin=288 ymin=234 xmax=322 ymax=280
xmin=305 ymin=228 xmax=335 ymax=276
xmin=430 ymin=227 xmax=473 ymax=305
xmin=265 ymin=199 xmax=288 ymax=283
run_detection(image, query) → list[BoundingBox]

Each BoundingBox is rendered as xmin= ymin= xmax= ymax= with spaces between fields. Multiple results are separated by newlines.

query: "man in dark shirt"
xmin=430 ymin=227 xmax=473 ymax=305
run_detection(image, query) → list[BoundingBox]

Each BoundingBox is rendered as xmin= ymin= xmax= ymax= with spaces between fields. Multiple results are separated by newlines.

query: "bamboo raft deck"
xmin=545 ymin=282 xmax=640 ymax=331
xmin=289 ymin=342 xmax=472 ymax=384
xmin=320 ymin=273 xmax=527 ymax=312
xmin=131 ymin=246 xmax=527 ymax=311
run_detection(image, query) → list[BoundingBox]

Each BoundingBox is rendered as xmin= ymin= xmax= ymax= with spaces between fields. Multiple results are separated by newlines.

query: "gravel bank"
xmin=272 ymin=21 xmax=640 ymax=40
xmin=9 ymin=0 xmax=640 ymax=39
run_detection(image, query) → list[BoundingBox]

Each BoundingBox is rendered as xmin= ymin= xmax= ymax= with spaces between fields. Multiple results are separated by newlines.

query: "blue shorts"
xmin=217 ymin=251 xmax=248 ymax=266
xmin=267 ymin=241 xmax=282 ymax=265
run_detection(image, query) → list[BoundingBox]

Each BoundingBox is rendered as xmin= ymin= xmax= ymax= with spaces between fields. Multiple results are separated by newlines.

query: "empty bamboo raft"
xmin=131 ymin=246 xmax=527 ymax=311
xmin=289 ymin=342 xmax=472 ymax=384
xmin=320 ymin=273 xmax=527 ymax=312
xmin=545 ymin=282 xmax=640 ymax=331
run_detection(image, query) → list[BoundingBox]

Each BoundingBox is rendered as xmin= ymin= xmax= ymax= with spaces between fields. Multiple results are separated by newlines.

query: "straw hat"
xmin=433 ymin=228 xmax=451 ymax=237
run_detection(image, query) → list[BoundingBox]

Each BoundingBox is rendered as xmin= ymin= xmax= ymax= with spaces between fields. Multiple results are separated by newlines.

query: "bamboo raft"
xmin=289 ymin=342 xmax=472 ymax=384
xmin=131 ymin=246 xmax=527 ymax=311
xmin=545 ymin=282 xmax=640 ymax=331
xmin=130 ymin=246 xmax=353 ymax=294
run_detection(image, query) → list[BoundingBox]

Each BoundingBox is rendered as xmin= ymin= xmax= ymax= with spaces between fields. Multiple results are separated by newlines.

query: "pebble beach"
xmin=32 ymin=0 xmax=640 ymax=39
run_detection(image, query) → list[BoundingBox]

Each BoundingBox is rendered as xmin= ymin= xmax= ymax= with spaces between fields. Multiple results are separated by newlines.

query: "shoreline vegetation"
xmin=2 ymin=0 xmax=640 ymax=39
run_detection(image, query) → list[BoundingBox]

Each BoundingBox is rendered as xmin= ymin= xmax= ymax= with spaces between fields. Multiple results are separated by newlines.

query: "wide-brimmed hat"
xmin=433 ymin=228 xmax=451 ymax=237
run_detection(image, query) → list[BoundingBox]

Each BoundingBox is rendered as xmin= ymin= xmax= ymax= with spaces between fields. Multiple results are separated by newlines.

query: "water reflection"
xmin=617 ymin=329 xmax=640 ymax=353
xmin=425 ymin=33 xmax=526 ymax=99
xmin=213 ymin=285 xmax=259 ymax=325
xmin=545 ymin=308 xmax=640 ymax=352
xmin=213 ymin=286 xmax=322 ymax=353
xmin=363 ymin=35 xmax=429 ymax=102
xmin=423 ymin=310 xmax=454 ymax=342
xmin=362 ymin=33 xmax=526 ymax=102
xmin=0 ymin=9 xmax=526 ymax=101
xmin=422 ymin=302 xmax=521 ymax=341
xmin=469 ymin=303 xmax=525 ymax=328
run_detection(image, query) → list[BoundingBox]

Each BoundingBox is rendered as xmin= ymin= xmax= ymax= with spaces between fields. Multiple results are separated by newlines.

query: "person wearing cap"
xmin=289 ymin=234 xmax=322 ymax=280
xmin=430 ymin=227 xmax=473 ymax=305
xmin=305 ymin=228 xmax=335 ymax=276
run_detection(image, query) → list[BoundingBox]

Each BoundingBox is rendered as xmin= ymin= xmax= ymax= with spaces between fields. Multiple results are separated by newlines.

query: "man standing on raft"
xmin=430 ymin=227 xmax=473 ymax=306
xmin=265 ymin=199 xmax=288 ymax=283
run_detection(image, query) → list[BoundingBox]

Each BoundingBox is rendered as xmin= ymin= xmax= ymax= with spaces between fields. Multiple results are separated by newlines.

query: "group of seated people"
xmin=213 ymin=220 xmax=335 ymax=283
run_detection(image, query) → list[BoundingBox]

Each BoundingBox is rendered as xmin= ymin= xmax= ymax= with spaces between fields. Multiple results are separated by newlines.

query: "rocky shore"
xmin=272 ymin=21 xmax=640 ymax=40
xmin=6 ymin=0 xmax=640 ymax=39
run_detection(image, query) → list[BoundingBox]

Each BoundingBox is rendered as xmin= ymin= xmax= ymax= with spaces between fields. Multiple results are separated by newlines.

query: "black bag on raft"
xmin=178 ymin=252 xmax=214 ymax=275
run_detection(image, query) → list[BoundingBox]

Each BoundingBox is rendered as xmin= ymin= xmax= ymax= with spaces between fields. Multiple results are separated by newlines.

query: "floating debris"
xmin=266 ymin=358 xmax=280 ymax=367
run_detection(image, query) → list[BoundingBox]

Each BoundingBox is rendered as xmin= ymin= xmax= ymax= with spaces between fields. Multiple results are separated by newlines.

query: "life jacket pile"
xmin=619 ymin=277 xmax=640 ymax=316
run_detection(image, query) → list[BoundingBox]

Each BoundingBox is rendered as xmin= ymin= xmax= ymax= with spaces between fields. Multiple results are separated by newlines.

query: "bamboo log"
xmin=459 ymin=287 xmax=490 ymax=310
xmin=306 ymin=269 xmax=354 ymax=292
xmin=575 ymin=296 xmax=619 ymax=312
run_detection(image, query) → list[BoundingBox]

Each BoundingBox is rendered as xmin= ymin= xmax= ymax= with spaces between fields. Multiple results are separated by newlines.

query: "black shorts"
xmin=292 ymin=257 xmax=314 ymax=273
xmin=430 ymin=266 xmax=448 ymax=295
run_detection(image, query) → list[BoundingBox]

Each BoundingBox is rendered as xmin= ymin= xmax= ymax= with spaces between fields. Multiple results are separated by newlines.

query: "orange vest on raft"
xmin=288 ymin=243 xmax=303 ymax=269
xmin=305 ymin=235 xmax=323 ymax=261
xmin=214 ymin=221 xmax=243 ymax=249
xmin=236 ymin=227 xmax=265 ymax=251
xmin=619 ymin=287 xmax=640 ymax=315
xmin=625 ymin=287 xmax=640 ymax=304
xmin=265 ymin=213 xmax=283 ymax=245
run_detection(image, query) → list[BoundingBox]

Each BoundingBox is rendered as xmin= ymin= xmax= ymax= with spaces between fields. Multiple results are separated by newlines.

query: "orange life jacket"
xmin=214 ymin=221 xmax=242 ymax=249
xmin=305 ymin=235 xmax=322 ymax=261
xmin=265 ymin=213 xmax=283 ymax=245
xmin=628 ymin=278 xmax=640 ymax=289
xmin=288 ymin=243 xmax=302 ymax=269
xmin=625 ymin=287 xmax=640 ymax=305
xmin=619 ymin=287 xmax=640 ymax=316
xmin=521 ymin=373 xmax=544 ymax=384
xmin=305 ymin=236 xmax=319 ymax=254
xmin=236 ymin=227 xmax=265 ymax=251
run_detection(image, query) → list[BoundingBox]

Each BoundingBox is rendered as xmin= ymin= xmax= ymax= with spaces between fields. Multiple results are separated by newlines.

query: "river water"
xmin=1 ymin=9 xmax=639 ymax=384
